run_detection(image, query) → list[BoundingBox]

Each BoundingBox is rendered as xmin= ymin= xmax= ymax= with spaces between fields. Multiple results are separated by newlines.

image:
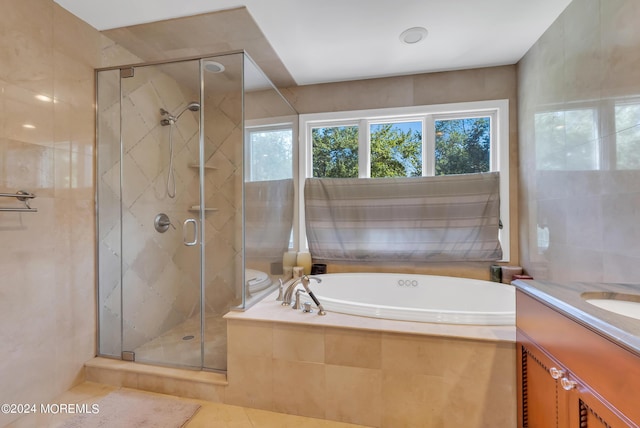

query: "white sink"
xmin=585 ymin=297 xmax=640 ymax=321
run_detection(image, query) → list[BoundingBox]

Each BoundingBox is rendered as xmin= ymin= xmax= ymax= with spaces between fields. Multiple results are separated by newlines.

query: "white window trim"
xmin=298 ymin=99 xmax=510 ymax=262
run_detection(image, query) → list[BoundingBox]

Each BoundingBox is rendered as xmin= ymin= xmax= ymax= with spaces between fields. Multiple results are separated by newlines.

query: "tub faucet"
xmin=281 ymin=277 xmax=301 ymax=305
xmin=282 ymin=275 xmax=323 ymax=306
xmin=283 ymin=275 xmax=326 ymax=315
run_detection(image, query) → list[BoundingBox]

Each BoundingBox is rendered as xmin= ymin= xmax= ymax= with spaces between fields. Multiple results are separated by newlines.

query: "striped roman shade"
xmin=304 ymin=173 xmax=502 ymax=263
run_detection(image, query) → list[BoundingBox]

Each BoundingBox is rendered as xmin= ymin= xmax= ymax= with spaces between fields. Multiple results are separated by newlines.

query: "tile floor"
xmin=8 ymin=382 xmax=370 ymax=428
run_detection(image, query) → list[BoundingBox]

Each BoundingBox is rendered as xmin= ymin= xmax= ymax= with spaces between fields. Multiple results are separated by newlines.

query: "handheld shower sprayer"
xmin=160 ymin=102 xmax=200 ymax=126
xmin=159 ymin=101 xmax=201 ymax=198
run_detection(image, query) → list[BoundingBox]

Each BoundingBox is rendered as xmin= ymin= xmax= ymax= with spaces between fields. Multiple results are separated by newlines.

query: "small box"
xmin=490 ymin=265 xmax=502 ymax=282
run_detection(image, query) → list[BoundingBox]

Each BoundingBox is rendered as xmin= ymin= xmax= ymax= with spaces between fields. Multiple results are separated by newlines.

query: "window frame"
xmin=298 ymin=99 xmax=510 ymax=262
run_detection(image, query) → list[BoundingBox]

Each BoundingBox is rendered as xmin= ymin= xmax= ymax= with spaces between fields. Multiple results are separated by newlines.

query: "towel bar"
xmin=0 ymin=190 xmax=37 ymax=212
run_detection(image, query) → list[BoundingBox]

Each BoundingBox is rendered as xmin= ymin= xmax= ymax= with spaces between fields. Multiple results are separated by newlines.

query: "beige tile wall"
xmin=0 ymin=1 xmax=102 ymax=426
xmin=225 ymin=319 xmax=516 ymax=428
xmin=518 ymin=0 xmax=640 ymax=283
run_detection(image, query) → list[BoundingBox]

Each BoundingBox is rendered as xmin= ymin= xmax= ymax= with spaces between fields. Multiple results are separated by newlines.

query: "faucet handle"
xmin=303 ymin=302 xmax=313 ymax=313
xmin=293 ymin=289 xmax=306 ymax=310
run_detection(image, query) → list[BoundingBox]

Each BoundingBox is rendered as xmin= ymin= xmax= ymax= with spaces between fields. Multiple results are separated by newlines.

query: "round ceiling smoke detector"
xmin=399 ymin=27 xmax=428 ymax=44
xmin=204 ymin=60 xmax=225 ymax=73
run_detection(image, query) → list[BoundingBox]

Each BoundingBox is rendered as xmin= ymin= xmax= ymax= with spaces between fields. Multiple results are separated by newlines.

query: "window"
xmin=300 ymin=100 xmax=510 ymax=260
xmin=246 ymin=124 xmax=296 ymax=249
xmin=311 ymin=125 xmax=358 ymax=177
xmin=247 ymin=126 xmax=293 ymax=181
xmin=309 ymin=114 xmax=499 ymax=180
xmin=435 ymin=117 xmax=490 ymax=175
xmin=370 ymin=121 xmax=422 ymax=178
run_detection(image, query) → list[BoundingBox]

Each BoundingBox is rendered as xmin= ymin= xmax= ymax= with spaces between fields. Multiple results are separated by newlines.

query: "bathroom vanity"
xmin=514 ymin=279 xmax=640 ymax=428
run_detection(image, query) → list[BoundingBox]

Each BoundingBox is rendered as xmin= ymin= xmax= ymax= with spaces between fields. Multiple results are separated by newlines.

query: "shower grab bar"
xmin=0 ymin=190 xmax=38 ymax=212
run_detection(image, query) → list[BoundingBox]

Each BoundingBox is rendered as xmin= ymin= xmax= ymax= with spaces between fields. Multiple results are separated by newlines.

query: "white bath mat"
xmin=59 ymin=389 xmax=200 ymax=428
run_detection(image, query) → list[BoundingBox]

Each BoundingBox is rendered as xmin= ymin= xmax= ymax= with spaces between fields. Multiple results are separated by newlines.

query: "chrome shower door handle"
xmin=183 ymin=218 xmax=198 ymax=246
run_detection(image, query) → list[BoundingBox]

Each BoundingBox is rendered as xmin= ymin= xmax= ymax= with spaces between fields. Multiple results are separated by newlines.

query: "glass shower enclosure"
xmin=96 ymin=52 xmax=297 ymax=371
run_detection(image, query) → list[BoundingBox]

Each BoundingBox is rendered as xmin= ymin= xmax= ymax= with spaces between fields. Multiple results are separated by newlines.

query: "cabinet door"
xmin=566 ymin=383 xmax=639 ymax=428
xmin=518 ymin=337 xmax=567 ymax=428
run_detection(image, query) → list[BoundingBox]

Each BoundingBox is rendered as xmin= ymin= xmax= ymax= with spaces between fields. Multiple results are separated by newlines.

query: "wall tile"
xmin=518 ymin=0 xmax=640 ymax=283
xmin=273 ymin=323 xmax=325 ymax=363
xmin=0 ymin=2 xmax=101 ymax=407
xmin=381 ymin=333 xmax=445 ymax=375
xmin=272 ymin=359 xmax=326 ymax=418
xmin=325 ymin=327 xmax=381 ymax=369
xmin=227 ymin=320 xmax=273 ymax=358
xmin=325 ymin=365 xmax=382 ymax=427
xmin=381 ymin=371 xmax=445 ymax=427
xmin=225 ymin=354 xmax=273 ymax=410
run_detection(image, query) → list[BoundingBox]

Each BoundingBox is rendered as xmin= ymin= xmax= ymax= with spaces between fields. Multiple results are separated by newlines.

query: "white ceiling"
xmin=53 ymin=0 xmax=572 ymax=86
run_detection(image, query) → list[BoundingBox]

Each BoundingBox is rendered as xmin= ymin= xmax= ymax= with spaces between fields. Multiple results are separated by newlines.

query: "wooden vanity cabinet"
xmin=516 ymin=290 xmax=639 ymax=428
xmin=518 ymin=331 xmax=632 ymax=428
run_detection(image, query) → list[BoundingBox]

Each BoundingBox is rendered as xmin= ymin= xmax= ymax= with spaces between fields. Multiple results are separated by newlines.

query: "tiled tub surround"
xmin=223 ymin=293 xmax=516 ymax=428
xmin=85 ymin=292 xmax=516 ymax=427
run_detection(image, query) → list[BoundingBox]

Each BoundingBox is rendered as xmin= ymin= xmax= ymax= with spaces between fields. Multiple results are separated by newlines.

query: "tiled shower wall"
xmin=98 ymin=57 xmax=246 ymax=358
xmin=201 ymin=65 xmax=245 ymax=318
xmin=518 ymin=0 xmax=640 ymax=283
xmin=98 ymin=64 xmax=204 ymax=353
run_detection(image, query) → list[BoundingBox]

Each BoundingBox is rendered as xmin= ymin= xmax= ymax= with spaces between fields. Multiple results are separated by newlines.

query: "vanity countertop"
xmin=513 ymin=279 xmax=640 ymax=357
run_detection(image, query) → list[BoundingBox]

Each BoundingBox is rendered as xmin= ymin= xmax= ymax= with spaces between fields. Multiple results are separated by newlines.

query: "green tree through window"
xmin=435 ymin=117 xmax=490 ymax=175
xmin=312 ymin=117 xmax=491 ymax=178
xmin=370 ymin=123 xmax=422 ymax=177
xmin=312 ymin=126 xmax=359 ymax=177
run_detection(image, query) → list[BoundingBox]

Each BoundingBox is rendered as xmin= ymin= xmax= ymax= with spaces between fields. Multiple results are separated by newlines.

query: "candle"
xmin=296 ymin=252 xmax=312 ymax=275
xmin=283 ymin=251 xmax=297 ymax=268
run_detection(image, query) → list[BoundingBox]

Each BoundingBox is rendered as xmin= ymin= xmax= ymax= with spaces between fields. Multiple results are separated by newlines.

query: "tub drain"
xmin=182 ymin=335 xmax=195 ymax=341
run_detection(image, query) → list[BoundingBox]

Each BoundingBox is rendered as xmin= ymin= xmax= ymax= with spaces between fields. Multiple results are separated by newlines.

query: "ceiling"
xmin=54 ymin=0 xmax=572 ymax=86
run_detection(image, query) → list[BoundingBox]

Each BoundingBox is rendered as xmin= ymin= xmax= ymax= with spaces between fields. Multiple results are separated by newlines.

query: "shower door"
xmin=119 ymin=59 xmax=206 ymax=369
xmin=96 ymin=52 xmax=291 ymax=371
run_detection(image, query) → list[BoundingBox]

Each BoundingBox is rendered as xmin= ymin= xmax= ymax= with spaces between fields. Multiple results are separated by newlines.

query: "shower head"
xmin=161 ymin=102 xmax=201 ymax=125
xmin=185 ymin=102 xmax=200 ymax=112
xmin=175 ymin=101 xmax=201 ymax=120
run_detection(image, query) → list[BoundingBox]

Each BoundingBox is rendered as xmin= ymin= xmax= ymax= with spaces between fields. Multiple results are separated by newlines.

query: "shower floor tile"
xmin=133 ymin=313 xmax=227 ymax=370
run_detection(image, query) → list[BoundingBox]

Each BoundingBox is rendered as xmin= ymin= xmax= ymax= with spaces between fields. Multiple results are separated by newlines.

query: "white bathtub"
xmin=307 ymin=273 xmax=515 ymax=325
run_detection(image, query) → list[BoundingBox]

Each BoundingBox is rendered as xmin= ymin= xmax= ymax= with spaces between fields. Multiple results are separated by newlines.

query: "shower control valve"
xmin=154 ymin=213 xmax=175 ymax=233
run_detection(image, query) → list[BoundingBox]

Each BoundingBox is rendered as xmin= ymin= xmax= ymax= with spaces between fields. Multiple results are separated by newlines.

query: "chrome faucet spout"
xmin=282 ymin=277 xmax=302 ymax=305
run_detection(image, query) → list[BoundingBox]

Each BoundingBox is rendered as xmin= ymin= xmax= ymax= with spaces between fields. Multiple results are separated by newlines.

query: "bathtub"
xmin=306 ymin=273 xmax=515 ymax=325
xmin=227 ymin=271 xmax=516 ymax=426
